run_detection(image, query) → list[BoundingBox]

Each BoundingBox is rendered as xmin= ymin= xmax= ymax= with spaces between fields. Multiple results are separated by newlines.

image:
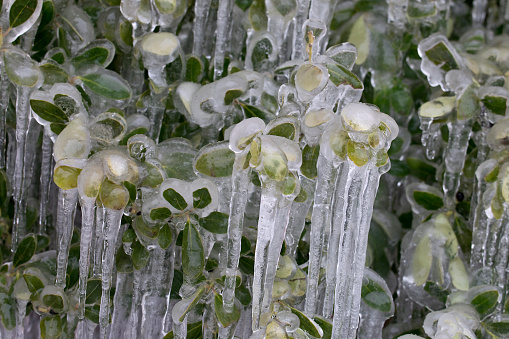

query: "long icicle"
xmin=38 ymin=132 xmax=53 ymax=235
xmin=99 ymin=208 xmax=124 ymax=339
xmin=78 ymin=197 xmax=96 ymax=319
xmin=304 ymin=153 xmax=338 ymax=314
xmin=55 ymin=188 xmax=79 ymax=288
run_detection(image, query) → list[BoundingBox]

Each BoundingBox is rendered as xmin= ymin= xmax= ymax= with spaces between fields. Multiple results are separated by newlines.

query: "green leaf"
xmin=42 ymin=294 xmax=65 ymax=312
xmin=9 ymin=0 xmax=38 ymax=28
xmin=58 ymin=27 xmax=71 ymax=57
xmin=457 ymin=84 xmax=480 ymax=120
xmin=85 ymin=279 xmax=102 ymax=304
xmin=40 ymin=315 xmax=62 ymax=339
xmin=0 ymin=292 xmax=16 ymax=330
xmin=483 ymin=321 xmax=509 ymax=337
xmin=132 ymin=240 xmax=150 ymax=270
xmin=267 ymin=122 xmax=296 ymax=140
xmin=13 ymin=234 xmax=36 ymax=267
xmin=239 ymin=256 xmax=254 ymax=275
xmin=123 ymin=181 xmax=136 ymax=203
xmin=193 ymin=187 xmax=212 ymax=209
xmin=413 ymin=191 xmax=444 ymax=210
xmin=120 ymin=127 xmax=148 ymax=145
xmin=185 ymin=55 xmax=203 ymax=83
xmin=157 ymin=223 xmax=173 ymax=249
xmin=326 ymin=63 xmax=363 ymax=89
xmin=23 ymin=273 xmax=44 ymax=294
xmin=36 ymin=234 xmax=50 ymax=251
xmin=313 ymin=317 xmax=332 ymax=339
xmin=163 ymin=188 xmax=188 ymax=210
xmin=412 ymin=236 xmax=432 ymax=286
xmin=224 ymin=89 xmax=243 ymax=105
xmin=71 ymin=47 xmax=111 ymax=71
xmin=182 ymin=221 xmax=205 ymax=281
xmin=116 ymin=245 xmax=133 ymax=273
xmin=194 ymin=146 xmax=235 ymax=178
xmin=471 ymin=290 xmax=499 ymax=316
xmin=119 ymin=21 xmax=133 ymax=47
xmin=178 ymin=286 xmax=206 ymax=322
xmin=287 ymin=304 xmax=323 ymax=338
xmin=235 ymin=282 xmax=252 ymax=306
xmin=39 ymin=63 xmax=69 ymax=86
xmin=79 ymin=72 xmax=131 ymax=100
xmin=406 ymin=157 xmax=436 ymax=181
xmin=236 ymin=0 xmax=253 ymax=11
xmin=50 ymin=122 xmax=66 ymax=135
xmin=423 ymin=281 xmax=449 ymax=304
xmin=301 ymin=145 xmax=319 ymax=179
xmin=361 ymin=275 xmax=392 ymax=312
xmin=482 ymin=95 xmax=507 ymax=116
xmin=485 ymin=165 xmax=499 ymax=183
xmin=248 ymin=0 xmax=267 ymax=31
xmin=4 ymin=52 xmax=40 ymax=87
xmin=53 ymin=166 xmax=81 ymax=190
xmin=99 ymin=179 xmax=129 ymax=210
xmin=424 ymin=41 xmax=459 ymax=72
xmin=198 ymin=211 xmax=229 ymax=234
xmin=453 ymin=216 xmax=472 ymax=255
xmin=30 ymin=100 xmax=68 ymax=123
xmin=33 ymin=29 xmax=55 ymax=52
xmin=84 ymin=305 xmax=100 ymax=324
xmin=150 ymin=207 xmax=172 ymax=221
xmin=214 ymin=292 xmax=241 ymax=327
xmin=39 ymin=1 xmax=54 ymax=28
xmin=239 ymin=101 xmax=275 ymax=124
xmin=134 ymin=216 xmax=159 ymax=239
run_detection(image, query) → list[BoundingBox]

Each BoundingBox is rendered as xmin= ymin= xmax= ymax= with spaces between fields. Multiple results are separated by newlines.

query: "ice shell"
xmin=53 ymin=114 xmax=91 ymax=161
xmin=141 ymin=32 xmax=180 ymax=57
xmin=341 ymin=102 xmax=379 ymax=132
xmin=229 ymin=118 xmax=266 ymax=153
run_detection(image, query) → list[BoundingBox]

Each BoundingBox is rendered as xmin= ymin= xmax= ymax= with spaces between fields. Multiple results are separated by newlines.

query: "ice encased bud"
xmin=53 ymin=114 xmax=91 ymax=161
xmin=229 ymin=118 xmax=266 ymax=153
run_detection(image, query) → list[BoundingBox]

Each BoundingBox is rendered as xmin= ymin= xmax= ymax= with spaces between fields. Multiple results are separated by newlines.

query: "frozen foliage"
xmin=2 ymin=0 xmax=509 ymax=339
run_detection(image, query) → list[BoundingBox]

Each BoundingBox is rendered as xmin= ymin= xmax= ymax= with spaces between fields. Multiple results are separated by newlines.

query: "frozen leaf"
xmin=132 ymin=240 xmax=150 ymax=270
xmin=9 ymin=0 xmax=38 ymax=28
xmin=412 ymin=236 xmax=432 ymax=285
xmin=288 ymin=305 xmax=323 ymax=338
xmin=157 ymin=223 xmax=172 ymax=249
xmin=150 ymin=207 xmax=172 ymax=221
xmin=182 ymin=221 xmax=205 ymax=280
xmin=214 ymin=292 xmax=241 ymax=327
xmin=13 ymin=234 xmax=37 ymax=267
xmin=54 ymin=166 xmax=81 ymax=190
xmin=347 ymin=14 xmax=369 ymax=65
xmin=163 ymin=188 xmax=188 ymax=210
xmin=4 ymin=50 xmax=41 ymax=87
xmin=85 ymin=279 xmax=102 ymax=304
xmin=40 ymin=315 xmax=62 ymax=339
xmin=471 ymin=289 xmax=498 ymax=316
xmin=361 ymin=273 xmax=393 ymax=312
xmin=79 ymin=71 xmax=131 ymax=100
xmin=413 ymin=191 xmax=444 ymax=210
xmin=326 ymin=63 xmax=363 ymax=89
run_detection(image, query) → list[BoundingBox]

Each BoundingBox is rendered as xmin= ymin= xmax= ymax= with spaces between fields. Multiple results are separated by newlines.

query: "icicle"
xmin=15 ymin=299 xmax=28 ymax=339
xmin=99 ymin=208 xmax=124 ymax=338
xmin=213 ymin=0 xmax=234 ymax=80
xmin=222 ymin=149 xmax=252 ymax=311
xmin=109 ymin=272 xmax=134 ymax=338
xmin=304 ymin=154 xmax=338 ymax=314
xmin=140 ymin=245 xmax=175 ymax=338
xmin=291 ymin=0 xmax=311 ymax=60
xmin=125 ymin=269 xmax=142 ymax=339
xmin=78 ymin=198 xmax=96 ymax=319
xmin=332 ymin=165 xmax=384 ymax=338
xmin=92 ymin=205 xmax=105 ymax=278
xmin=472 ymin=0 xmax=488 ymax=26
xmin=55 ymin=188 xmax=79 ymax=288
xmin=443 ymin=119 xmax=473 ymax=206
xmin=285 ymin=177 xmax=314 ymax=257
xmin=0 ymin=69 xmax=9 ymax=169
xmin=322 ymin=162 xmax=348 ymax=318
xmin=12 ymin=86 xmax=33 ymax=251
xmin=38 ymin=133 xmax=53 ymax=235
xmin=252 ymin=182 xmax=282 ymax=329
xmin=193 ymin=0 xmax=212 ymax=55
